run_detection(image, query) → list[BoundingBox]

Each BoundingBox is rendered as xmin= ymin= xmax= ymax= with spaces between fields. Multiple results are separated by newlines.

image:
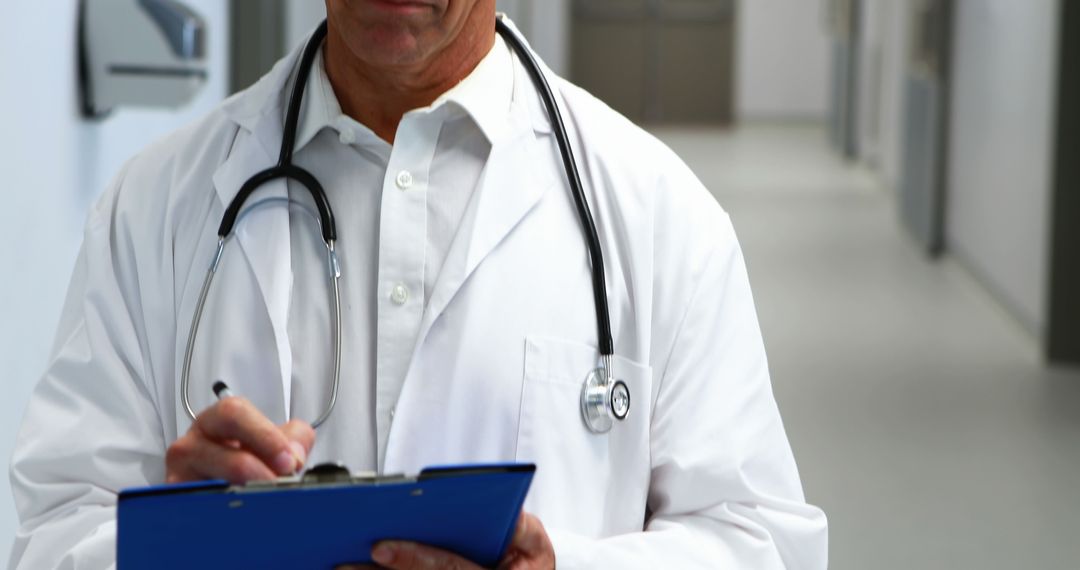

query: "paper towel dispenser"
xmin=79 ymin=0 xmax=207 ymax=118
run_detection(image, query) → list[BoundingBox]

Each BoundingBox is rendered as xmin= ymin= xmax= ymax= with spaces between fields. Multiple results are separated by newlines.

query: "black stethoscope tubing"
xmin=493 ymin=18 xmax=614 ymax=358
xmin=219 ymin=21 xmax=337 ymax=243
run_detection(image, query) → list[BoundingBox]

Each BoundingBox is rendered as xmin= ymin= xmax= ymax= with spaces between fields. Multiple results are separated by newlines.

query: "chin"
xmin=330 ymin=0 xmax=443 ymax=62
xmin=354 ymin=30 xmax=431 ymax=66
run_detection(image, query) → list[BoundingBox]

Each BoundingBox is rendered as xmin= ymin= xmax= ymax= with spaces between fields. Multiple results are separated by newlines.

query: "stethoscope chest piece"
xmin=580 ymin=366 xmax=631 ymax=434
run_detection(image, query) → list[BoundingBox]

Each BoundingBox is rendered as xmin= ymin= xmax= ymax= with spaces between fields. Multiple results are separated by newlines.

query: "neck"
xmin=323 ymin=15 xmax=496 ymax=144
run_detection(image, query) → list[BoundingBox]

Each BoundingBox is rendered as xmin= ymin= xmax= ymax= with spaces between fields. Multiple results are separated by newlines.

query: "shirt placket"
xmin=375 ymin=114 xmax=441 ymax=469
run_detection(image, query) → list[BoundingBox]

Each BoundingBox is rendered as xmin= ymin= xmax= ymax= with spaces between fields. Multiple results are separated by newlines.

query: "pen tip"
xmin=212 ymin=381 xmax=228 ymax=397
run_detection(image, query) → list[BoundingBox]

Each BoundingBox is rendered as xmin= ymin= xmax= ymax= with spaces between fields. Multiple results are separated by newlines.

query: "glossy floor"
xmin=650 ymin=124 xmax=1080 ymax=569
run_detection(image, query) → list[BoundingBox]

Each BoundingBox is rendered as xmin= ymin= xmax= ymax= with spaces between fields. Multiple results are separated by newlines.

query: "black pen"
xmin=212 ymin=380 xmax=235 ymax=400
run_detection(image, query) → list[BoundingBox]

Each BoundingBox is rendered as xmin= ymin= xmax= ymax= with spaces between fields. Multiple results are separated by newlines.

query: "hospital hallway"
xmin=649 ymin=124 xmax=1080 ymax=569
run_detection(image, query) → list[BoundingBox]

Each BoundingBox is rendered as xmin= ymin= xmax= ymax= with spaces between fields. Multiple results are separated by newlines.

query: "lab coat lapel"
xmin=210 ymin=115 xmax=295 ymax=418
xmin=415 ymin=99 xmax=557 ymax=354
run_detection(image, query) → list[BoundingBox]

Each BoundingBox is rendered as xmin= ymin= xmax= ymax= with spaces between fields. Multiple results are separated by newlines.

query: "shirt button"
xmin=338 ymin=129 xmax=356 ymax=145
xmin=390 ymin=283 xmax=409 ymax=305
xmin=395 ymin=170 xmax=413 ymax=190
xmin=389 ymin=407 xmax=396 ymax=420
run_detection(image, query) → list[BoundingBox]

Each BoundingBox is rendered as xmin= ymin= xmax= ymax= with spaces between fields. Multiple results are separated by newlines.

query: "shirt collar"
xmin=429 ymin=35 xmax=514 ymax=142
xmin=293 ymin=35 xmax=514 ymax=153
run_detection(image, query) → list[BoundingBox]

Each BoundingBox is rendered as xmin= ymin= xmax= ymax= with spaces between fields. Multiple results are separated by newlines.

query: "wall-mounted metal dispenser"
xmin=79 ymin=0 xmax=207 ymax=118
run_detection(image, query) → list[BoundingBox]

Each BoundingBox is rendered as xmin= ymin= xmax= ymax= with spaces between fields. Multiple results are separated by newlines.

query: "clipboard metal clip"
xmin=237 ymin=463 xmax=411 ymax=493
xmin=301 ymin=462 xmax=353 ymax=484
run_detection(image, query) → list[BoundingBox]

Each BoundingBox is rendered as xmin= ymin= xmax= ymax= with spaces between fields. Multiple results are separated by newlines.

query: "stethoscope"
xmin=181 ymin=17 xmax=630 ymax=434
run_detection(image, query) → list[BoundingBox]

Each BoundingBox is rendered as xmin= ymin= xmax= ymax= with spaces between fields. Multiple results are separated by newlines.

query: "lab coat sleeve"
xmin=548 ymin=214 xmax=828 ymax=568
xmin=8 ymin=168 xmax=168 ymax=570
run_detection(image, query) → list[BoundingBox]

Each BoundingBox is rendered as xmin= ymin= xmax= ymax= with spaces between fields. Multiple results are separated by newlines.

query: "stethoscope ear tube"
xmin=180 ymin=238 xmax=226 ymax=423
xmin=181 ymin=236 xmax=343 ymax=428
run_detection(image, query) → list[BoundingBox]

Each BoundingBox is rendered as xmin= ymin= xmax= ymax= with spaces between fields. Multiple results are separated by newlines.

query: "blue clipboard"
xmin=117 ymin=463 xmax=535 ymax=569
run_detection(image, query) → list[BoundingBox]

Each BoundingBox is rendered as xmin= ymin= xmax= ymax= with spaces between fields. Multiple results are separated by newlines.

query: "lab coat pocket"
xmin=516 ymin=337 xmax=653 ymax=536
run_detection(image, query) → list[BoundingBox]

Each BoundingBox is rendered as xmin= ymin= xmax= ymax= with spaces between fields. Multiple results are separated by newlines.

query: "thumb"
xmin=279 ymin=420 xmax=316 ymax=467
xmin=511 ymin=512 xmax=548 ymax=555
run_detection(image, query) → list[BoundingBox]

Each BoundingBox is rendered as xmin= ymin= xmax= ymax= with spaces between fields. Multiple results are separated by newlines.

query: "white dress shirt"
xmin=281 ymin=36 xmax=514 ymax=472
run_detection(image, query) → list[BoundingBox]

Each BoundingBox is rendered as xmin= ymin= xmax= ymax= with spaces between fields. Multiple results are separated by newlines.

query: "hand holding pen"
xmin=164 ymin=381 xmax=314 ymax=484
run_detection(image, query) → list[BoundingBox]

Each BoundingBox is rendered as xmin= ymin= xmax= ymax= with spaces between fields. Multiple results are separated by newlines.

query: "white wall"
xmin=736 ymin=0 xmax=832 ymax=121
xmin=0 ymin=1 xmax=229 ymax=563
xmin=945 ymin=0 xmax=1061 ymax=335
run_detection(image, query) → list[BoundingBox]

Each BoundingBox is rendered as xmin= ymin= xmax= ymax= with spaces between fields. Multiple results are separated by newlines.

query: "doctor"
xmin=10 ymin=0 xmax=827 ymax=568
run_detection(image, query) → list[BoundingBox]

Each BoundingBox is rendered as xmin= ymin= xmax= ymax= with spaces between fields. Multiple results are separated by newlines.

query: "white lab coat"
xmin=9 ymin=24 xmax=828 ymax=569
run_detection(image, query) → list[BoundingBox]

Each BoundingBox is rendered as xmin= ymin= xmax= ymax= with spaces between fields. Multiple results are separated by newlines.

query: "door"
xmin=898 ymin=0 xmax=952 ymax=254
xmin=571 ymin=0 xmax=735 ymax=124
xmin=827 ymin=0 xmax=860 ymax=158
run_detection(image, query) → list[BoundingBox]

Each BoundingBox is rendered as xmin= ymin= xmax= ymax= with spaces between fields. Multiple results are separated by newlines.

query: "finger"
xmin=509 ymin=511 xmax=529 ymax=549
xmin=194 ymin=397 xmax=298 ymax=475
xmin=165 ymin=433 xmax=200 ymax=483
xmin=501 ymin=557 xmax=532 ymax=570
xmin=509 ymin=512 xmax=545 ymax=555
xmin=166 ymin=434 xmax=276 ymax=483
xmin=372 ymin=541 xmax=483 ymax=570
xmin=498 ymin=513 xmax=555 ymax=570
xmin=496 ymin=551 xmax=522 ymax=570
xmin=279 ymin=419 xmax=316 ymax=468
xmin=495 ymin=511 xmax=530 ymax=566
